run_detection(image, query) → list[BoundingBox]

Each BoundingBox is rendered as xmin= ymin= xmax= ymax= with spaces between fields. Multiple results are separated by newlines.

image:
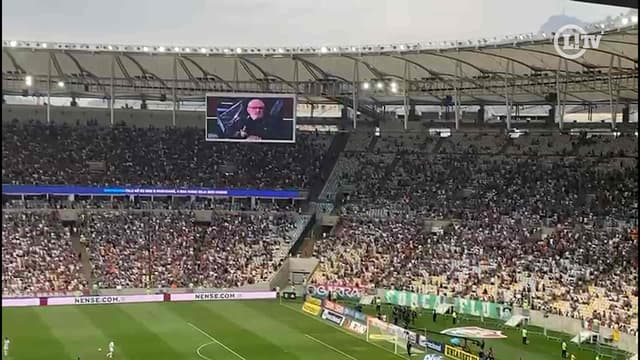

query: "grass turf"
xmin=2 ymin=299 xmax=630 ymax=360
xmin=2 ymin=299 xmax=417 ymax=360
xmin=342 ymin=301 xmax=630 ymax=360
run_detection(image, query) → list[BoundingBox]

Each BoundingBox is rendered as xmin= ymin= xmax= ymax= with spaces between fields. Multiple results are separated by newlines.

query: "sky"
xmin=1 ymin=0 xmax=632 ymax=47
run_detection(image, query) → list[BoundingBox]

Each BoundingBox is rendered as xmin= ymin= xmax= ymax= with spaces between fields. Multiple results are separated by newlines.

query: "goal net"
xmin=366 ymin=317 xmax=404 ymax=354
xmin=366 ymin=317 xmax=425 ymax=355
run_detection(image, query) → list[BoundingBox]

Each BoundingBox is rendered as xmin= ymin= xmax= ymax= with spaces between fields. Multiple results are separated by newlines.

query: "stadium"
xmin=1 ymin=0 xmax=638 ymax=359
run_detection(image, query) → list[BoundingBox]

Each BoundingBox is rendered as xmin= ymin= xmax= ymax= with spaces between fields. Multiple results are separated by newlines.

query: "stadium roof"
xmin=2 ymin=25 xmax=638 ymax=106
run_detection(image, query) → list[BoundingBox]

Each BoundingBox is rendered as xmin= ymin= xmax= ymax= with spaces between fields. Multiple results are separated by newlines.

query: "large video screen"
xmin=205 ymin=93 xmax=296 ymax=143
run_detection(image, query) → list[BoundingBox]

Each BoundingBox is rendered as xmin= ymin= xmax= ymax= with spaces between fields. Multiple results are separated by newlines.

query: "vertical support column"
xmin=233 ymin=58 xmax=239 ymax=91
xmin=453 ymin=86 xmax=460 ymax=130
xmin=47 ymin=55 xmax=51 ymax=124
xmin=352 ymin=61 xmax=359 ymax=129
xmin=504 ymin=61 xmax=512 ymax=131
xmin=110 ymin=55 xmax=115 ymax=126
xmin=403 ymin=61 xmax=410 ymax=130
xmin=293 ymin=59 xmax=299 ymax=93
xmin=555 ymin=64 xmax=562 ymax=130
xmin=403 ymin=93 xmax=410 ymax=130
xmin=172 ymin=55 xmax=177 ymax=127
xmin=560 ymin=59 xmax=568 ymax=129
xmin=607 ymin=55 xmax=615 ymax=130
xmin=611 ymin=56 xmax=624 ymax=130
xmin=454 ymin=63 xmax=462 ymax=130
xmin=504 ymin=78 xmax=511 ymax=131
xmin=614 ymin=56 xmax=622 ymax=126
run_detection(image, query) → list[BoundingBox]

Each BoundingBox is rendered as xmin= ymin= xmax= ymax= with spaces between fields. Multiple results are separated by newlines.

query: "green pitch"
xmin=2 ymin=299 xmax=630 ymax=360
xmin=2 ymin=300 xmax=418 ymax=360
xmin=345 ymin=301 xmax=631 ymax=360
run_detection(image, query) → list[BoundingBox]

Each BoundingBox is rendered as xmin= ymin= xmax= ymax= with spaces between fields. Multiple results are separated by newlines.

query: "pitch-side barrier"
xmin=2 ymin=291 xmax=276 ymax=307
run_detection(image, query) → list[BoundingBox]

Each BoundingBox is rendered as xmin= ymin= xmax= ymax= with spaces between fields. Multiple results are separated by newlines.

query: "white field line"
xmin=195 ymin=341 xmax=215 ymax=360
xmin=304 ymin=334 xmax=359 ymax=360
xmin=279 ymin=302 xmax=406 ymax=359
xmin=187 ymin=322 xmax=248 ymax=360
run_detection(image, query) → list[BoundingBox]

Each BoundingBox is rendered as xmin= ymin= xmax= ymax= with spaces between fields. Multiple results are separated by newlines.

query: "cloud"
xmin=2 ymin=0 xmax=627 ymax=46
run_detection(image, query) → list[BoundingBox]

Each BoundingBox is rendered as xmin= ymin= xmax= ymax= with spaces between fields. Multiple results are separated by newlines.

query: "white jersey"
xmin=108 ymin=341 xmax=115 ymax=352
xmin=3 ymin=339 xmax=9 ymax=350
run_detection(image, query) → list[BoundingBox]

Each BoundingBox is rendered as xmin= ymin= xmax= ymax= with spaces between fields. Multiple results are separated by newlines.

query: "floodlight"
xmin=361 ymin=82 xmax=370 ymax=90
xmin=25 ymin=75 xmax=33 ymax=86
xmin=57 ymin=81 xmax=65 ymax=88
xmin=158 ymin=46 xmax=165 ymax=52
xmin=376 ymin=81 xmax=384 ymax=89
xmin=10 ymin=40 xmax=17 ymax=47
xmin=621 ymin=17 xmax=629 ymax=25
xmin=41 ymin=43 xmax=48 ymax=48
xmin=632 ymin=15 xmax=638 ymax=23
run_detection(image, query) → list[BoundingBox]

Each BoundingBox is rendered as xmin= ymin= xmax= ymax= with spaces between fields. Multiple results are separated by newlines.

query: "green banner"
xmin=382 ymin=290 xmax=512 ymax=320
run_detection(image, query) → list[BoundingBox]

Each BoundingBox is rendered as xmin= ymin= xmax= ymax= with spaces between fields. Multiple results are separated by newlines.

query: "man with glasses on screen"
xmin=238 ymin=99 xmax=270 ymax=140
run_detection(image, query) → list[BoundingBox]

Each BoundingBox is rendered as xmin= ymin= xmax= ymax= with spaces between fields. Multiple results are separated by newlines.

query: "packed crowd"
xmin=318 ymin=133 xmax=638 ymax=334
xmin=2 ymin=123 xmax=332 ymax=189
xmin=1 ymin=208 xmax=301 ymax=294
xmin=80 ymin=210 xmax=298 ymax=288
xmin=2 ymin=211 xmax=87 ymax=295
xmin=339 ymin=153 xmax=637 ymax=224
xmin=313 ymin=216 xmax=638 ymax=333
xmin=2 ymin=121 xmax=637 ymax=336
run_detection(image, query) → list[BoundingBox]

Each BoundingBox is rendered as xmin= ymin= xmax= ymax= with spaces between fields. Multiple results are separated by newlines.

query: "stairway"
xmin=431 ymin=138 xmax=445 ymax=154
xmin=570 ymin=140 xmax=583 ymax=156
xmin=497 ymin=139 xmax=513 ymax=155
xmin=309 ymin=132 xmax=351 ymax=200
xmin=70 ymin=227 xmax=93 ymax=287
xmin=383 ymin=154 xmax=401 ymax=181
xmin=366 ymin=136 xmax=379 ymax=152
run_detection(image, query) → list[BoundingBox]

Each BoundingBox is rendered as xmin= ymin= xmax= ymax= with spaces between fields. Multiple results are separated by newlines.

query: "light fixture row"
xmin=361 ymin=81 xmax=400 ymax=93
xmin=3 ymin=14 xmax=636 ymax=55
xmin=22 ymin=75 xmax=65 ymax=88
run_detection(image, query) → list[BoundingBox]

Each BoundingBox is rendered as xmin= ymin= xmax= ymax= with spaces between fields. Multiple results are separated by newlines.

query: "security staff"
xmin=432 ymin=308 xmax=437 ymax=322
xmin=452 ymin=311 xmax=457 ymax=325
xmin=561 ymin=341 xmax=568 ymax=358
xmin=521 ymin=328 xmax=528 ymax=345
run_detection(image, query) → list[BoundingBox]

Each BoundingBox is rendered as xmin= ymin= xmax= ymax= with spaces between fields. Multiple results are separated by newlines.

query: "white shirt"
xmin=3 ymin=339 xmax=9 ymax=349
xmin=109 ymin=342 xmax=115 ymax=351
